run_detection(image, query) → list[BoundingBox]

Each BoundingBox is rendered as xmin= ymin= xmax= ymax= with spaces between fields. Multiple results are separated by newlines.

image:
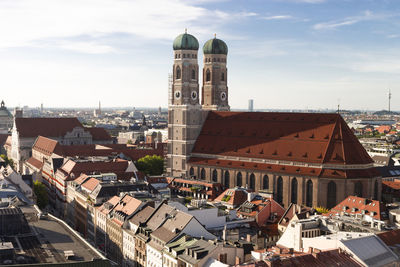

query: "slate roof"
xmin=129 ymin=206 xmax=155 ymax=226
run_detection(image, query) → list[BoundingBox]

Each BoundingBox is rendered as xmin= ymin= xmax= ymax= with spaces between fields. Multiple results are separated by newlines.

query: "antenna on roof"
xmin=337 ymin=98 xmax=340 ymax=114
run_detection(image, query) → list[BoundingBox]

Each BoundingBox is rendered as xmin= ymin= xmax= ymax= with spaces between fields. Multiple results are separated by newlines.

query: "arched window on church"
xmin=206 ymin=69 xmax=211 ymax=82
xmin=189 ymin=167 xmax=194 ymax=177
xmin=200 ymin=168 xmax=206 ymax=180
xmin=236 ymin=172 xmax=242 ymax=187
xmin=306 ymin=180 xmax=313 ymax=207
xmin=374 ymin=180 xmax=378 ymax=200
xmin=327 ymin=181 xmax=336 ymax=209
xmin=249 ymin=173 xmax=255 ymax=191
xmin=191 ymin=69 xmax=196 ymax=80
xmin=212 ymin=169 xmax=218 ymax=182
xmin=277 ymin=176 xmax=283 ymax=204
xmin=176 ymin=66 xmax=181 ymax=80
xmin=221 ymin=72 xmax=225 ymax=81
xmin=224 ymin=171 xmax=230 ymax=188
xmin=354 ymin=181 xmax=363 ymax=197
xmin=263 ymin=175 xmax=269 ymax=189
xmin=291 ymin=178 xmax=298 ymax=204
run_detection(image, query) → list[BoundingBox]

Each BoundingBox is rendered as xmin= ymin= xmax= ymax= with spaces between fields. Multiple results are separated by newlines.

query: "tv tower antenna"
xmin=388 ymin=89 xmax=392 ymax=113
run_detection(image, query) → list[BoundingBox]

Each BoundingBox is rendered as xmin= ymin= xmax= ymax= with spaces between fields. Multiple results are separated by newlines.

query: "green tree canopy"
xmin=33 ymin=180 xmax=48 ymax=209
xmin=0 ymin=154 xmax=14 ymax=167
xmin=136 ymin=155 xmax=164 ymax=175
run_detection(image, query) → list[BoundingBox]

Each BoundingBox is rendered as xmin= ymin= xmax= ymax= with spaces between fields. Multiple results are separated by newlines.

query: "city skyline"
xmin=1 ymin=0 xmax=400 ymax=110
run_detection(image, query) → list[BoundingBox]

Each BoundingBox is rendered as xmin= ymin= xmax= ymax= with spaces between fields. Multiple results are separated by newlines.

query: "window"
xmin=374 ymin=180 xmax=378 ymax=200
xmin=327 ymin=181 xmax=336 ymax=209
xmin=236 ymin=172 xmax=242 ymax=187
xmin=249 ymin=173 xmax=255 ymax=191
xmin=354 ymin=181 xmax=363 ymax=197
xmin=291 ymin=178 xmax=298 ymax=204
xmin=263 ymin=175 xmax=269 ymax=189
xmin=221 ymin=72 xmax=225 ymax=81
xmin=206 ymin=69 xmax=211 ymax=82
xmin=224 ymin=171 xmax=230 ymax=188
xmin=200 ymin=168 xmax=206 ymax=180
xmin=176 ymin=66 xmax=181 ymax=80
xmin=189 ymin=167 xmax=194 ymax=177
xmin=276 ymin=176 xmax=283 ymax=204
xmin=191 ymin=69 xmax=196 ymax=80
xmin=306 ymin=180 xmax=313 ymax=207
xmin=212 ymin=169 xmax=218 ymax=182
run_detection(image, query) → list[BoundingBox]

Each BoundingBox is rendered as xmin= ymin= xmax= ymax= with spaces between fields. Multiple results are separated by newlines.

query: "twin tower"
xmin=167 ymin=31 xmax=230 ymax=177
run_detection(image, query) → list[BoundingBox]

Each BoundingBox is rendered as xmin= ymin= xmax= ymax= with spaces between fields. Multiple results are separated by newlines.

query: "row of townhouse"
xmin=23 ymin=135 xmax=155 ymax=218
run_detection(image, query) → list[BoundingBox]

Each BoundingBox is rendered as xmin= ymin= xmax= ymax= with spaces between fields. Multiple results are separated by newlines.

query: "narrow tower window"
xmin=206 ymin=69 xmax=211 ymax=82
xmin=221 ymin=72 xmax=225 ymax=81
xmin=176 ymin=66 xmax=181 ymax=80
xmin=191 ymin=69 xmax=196 ymax=80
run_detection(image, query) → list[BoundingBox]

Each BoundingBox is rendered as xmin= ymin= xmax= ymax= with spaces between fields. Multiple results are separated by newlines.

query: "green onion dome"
xmin=203 ymin=37 xmax=228 ymax=55
xmin=173 ymin=32 xmax=199 ymax=51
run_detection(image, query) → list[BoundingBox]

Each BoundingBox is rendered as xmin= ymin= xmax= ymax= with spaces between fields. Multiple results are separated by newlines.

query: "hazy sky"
xmin=1 ymin=0 xmax=400 ymax=110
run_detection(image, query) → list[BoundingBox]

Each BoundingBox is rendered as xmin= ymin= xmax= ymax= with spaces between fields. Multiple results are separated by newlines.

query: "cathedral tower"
xmin=167 ymin=31 xmax=203 ymax=177
xmin=201 ymin=36 xmax=230 ymax=111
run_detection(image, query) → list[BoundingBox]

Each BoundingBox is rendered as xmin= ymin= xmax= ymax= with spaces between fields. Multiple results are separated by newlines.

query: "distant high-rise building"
xmin=248 ymin=99 xmax=254 ymax=112
xmin=14 ymin=107 xmax=23 ymax=118
xmin=40 ymin=103 xmax=43 ymax=113
xmin=158 ymin=106 xmax=161 ymax=116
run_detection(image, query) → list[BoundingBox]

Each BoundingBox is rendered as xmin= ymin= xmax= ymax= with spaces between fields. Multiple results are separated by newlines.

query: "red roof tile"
xmin=33 ymin=136 xmax=61 ymax=156
xmin=84 ymin=127 xmax=112 ymax=141
xmin=192 ymin=111 xmax=373 ymax=166
xmin=214 ymin=187 xmax=248 ymax=207
xmin=26 ymin=157 xmax=43 ymax=170
xmin=15 ymin=117 xmax=83 ymax=138
xmin=377 ymin=229 xmax=400 ymax=246
xmin=383 ymin=180 xmax=400 ymax=190
xmin=82 ymin=177 xmax=100 ymax=192
xmin=327 ymin=195 xmax=387 ymax=220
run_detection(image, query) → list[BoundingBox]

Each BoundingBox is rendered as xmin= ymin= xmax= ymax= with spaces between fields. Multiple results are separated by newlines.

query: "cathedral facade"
xmin=166 ymin=32 xmax=381 ymax=208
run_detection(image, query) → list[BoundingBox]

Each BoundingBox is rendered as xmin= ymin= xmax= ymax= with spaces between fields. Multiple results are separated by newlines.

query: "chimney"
xmin=235 ymin=256 xmax=241 ymax=265
xmin=222 ymin=225 xmax=227 ymax=241
xmin=308 ymin=247 xmax=314 ymax=253
xmin=246 ymin=234 xmax=252 ymax=243
xmin=218 ymin=253 xmax=227 ymax=264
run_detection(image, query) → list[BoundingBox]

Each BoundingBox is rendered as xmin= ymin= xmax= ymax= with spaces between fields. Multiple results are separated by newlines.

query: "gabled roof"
xmin=33 ymin=136 xmax=61 ymax=156
xmin=377 ymin=229 xmax=400 ymax=247
xmin=15 ymin=117 xmax=83 ymax=138
xmin=214 ymin=187 xmax=248 ymax=207
xmin=278 ymin=203 xmax=313 ymax=227
xmin=84 ymin=127 xmax=112 ymax=141
xmin=327 ymin=196 xmax=387 ymax=220
xmin=130 ymin=206 xmax=155 ymax=226
xmin=192 ymin=111 xmax=373 ymax=166
xmin=26 ymin=157 xmax=43 ymax=170
xmin=81 ymin=177 xmax=100 ymax=192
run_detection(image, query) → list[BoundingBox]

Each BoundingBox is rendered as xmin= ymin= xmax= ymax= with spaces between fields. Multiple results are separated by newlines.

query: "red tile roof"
xmin=377 ymin=229 xmax=400 ymax=247
xmin=382 ymin=180 xmax=400 ymax=190
xmin=33 ymin=136 xmax=61 ymax=156
xmin=15 ymin=117 xmax=83 ymax=138
xmin=73 ymin=174 xmax=89 ymax=185
xmin=82 ymin=177 xmax=100 ymax=192
xmin=327 ymin=195 xmax=387 ymax=220
xmin=214 ymin=187 xmax=248 ymax=207
xmin=113 ymin=195 xmax=142 ymax=218
xmin=192 ymin=112 xmax=373 ymax=166
xmin=26 ymin=157 xmax=43 ymax=170
xmin=84 ymin=127 xmax=112 ymax=141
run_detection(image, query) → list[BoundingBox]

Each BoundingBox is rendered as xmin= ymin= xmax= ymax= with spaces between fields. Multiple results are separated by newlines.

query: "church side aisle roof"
xmin=191 ymin=111 xmax=373 ymax=166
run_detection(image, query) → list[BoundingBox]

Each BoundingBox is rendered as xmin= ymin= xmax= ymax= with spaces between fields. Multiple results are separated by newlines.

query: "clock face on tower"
xmin=220 ymin=92 xmax=227 ymax=101
xmin=191 ymin=91 xmax=198 ymax=100
xmin=175 ymin=91 xmax=181 ymax=99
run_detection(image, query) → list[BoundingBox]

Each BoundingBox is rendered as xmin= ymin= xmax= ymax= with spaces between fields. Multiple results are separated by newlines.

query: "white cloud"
xmin=263 ymin=15 xmax=293 ymax=20
xmin=313 ymin=10 xmax=391 ymax=30
xmin=0 ymin=0 xmax=254 ymax=52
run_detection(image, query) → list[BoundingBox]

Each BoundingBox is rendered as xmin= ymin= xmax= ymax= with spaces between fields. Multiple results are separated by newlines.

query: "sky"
xmin=1 ymin=0 xmax=400 ymax=111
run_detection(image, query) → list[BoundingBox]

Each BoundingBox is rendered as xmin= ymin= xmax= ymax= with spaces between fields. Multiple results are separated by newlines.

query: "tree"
xmin=136 ymin=155 xmax=164 ymax=175
xmin=33 ymin=180 xmax=48 ymax=209
xmin=0 ymin=154 xmax=14 ymax=167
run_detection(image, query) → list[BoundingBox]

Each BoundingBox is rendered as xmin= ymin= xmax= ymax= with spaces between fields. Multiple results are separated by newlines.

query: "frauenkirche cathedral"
xmin=167 ymin=31 xmax=381 ymax=209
